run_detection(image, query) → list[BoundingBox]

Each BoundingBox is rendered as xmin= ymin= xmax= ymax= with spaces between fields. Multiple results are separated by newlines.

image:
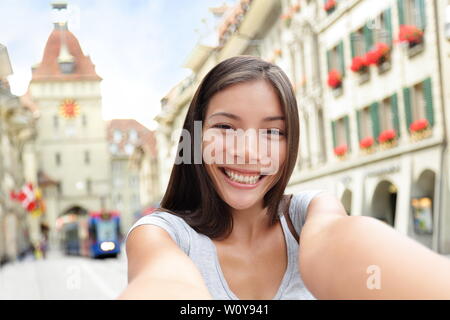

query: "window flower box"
xmin=334 ymin=144 xmax=348 ymax=159
xmin=327 ymin=69 xmax=342 ymax=89
xmin=399 ymin=25 xmax=424 ymax=46
xmin=410 ymin=118 xmax=432 ymax=141
xmin=324 ymin=0 xmax=336 ymax=14
xmin=378 ymin=129 xmax=397 ymax=150
xmin=398 ymin=25 xmax=425 ymax=57
xmin=360 ymin=136 xmax=374 ymax=148
xmin=365 ymin=43 xmax=391 ymax=66
xmin=410 ymin=118 xmax=429 ymax=132
xmin=350 ymin=56 xmax=369 ymax=73
xmin=328 ymin=69 xmax=343 ymax=97
xmin=359 ymin=136 xmax=375 ymax=154
xmin=351 ymin=56 xmax=371 ymax=84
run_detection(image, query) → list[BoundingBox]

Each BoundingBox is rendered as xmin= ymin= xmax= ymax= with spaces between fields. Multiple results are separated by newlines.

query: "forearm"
xmin=299 ymin=215 xmax=450 ymax=299
xmin=118 ymin=274 xmax=212 ymax=300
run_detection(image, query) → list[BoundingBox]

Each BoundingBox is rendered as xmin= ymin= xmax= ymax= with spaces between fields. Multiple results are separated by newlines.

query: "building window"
xmin=412 ymin=83 xmax=426 ymax=121
xmin=86 ymin=179 xmax=92 ymax=194
xmin=53 ymin=115 xmax=59 ymax=129
xmin=57 ymin=182 xmax=63 ymax=195
xmin=113 ymin=129 xmax=122 ymax=143
xmin=332 ymin=116 xmax=351 ymax=155
xmin=357 ymin=103 xmax=381 ymax=145
xmin=380 ymin=97 xmax=394 ymax=132
xmin=351 ymin=28 xmax=366 ymax=57
xmin=84 ymin=150 xmax=90 ymax=165
xmin=125 ymin=143 xmax=134 ymax=155
xmin=317 ymin=109 xmax=327 ymax=164
xmin=404 ymin=79 xmax=434 ymax=135
xmin=327 ymin=44 xmax=345 ymax=75
xmin=359 ymin=107 xmax=373 ymax=139
xmin=59 ymin=62 xmax=74 ymax=74
xmin=403 ymin=0 xmax=426 ymax=29
xmin=55 ymin=153 xmax=61 ymax=166
xmin=109 ymin=143 xmax=118 ymax=154
xmin=129 ymin=129 xmax=138 ymax=143
xmin=326 ymin=41 xmax=345 ymax=92
xmin=376 ymin=9 xmax=393 ymax=44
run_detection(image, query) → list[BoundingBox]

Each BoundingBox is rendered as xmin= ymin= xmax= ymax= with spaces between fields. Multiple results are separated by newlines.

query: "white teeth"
xmin=224 ymin=169 xmax=261 ymax=185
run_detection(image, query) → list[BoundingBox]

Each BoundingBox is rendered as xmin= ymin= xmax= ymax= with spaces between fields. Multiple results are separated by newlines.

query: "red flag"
xmin=10 ymin=183 xmax=37 ymax=212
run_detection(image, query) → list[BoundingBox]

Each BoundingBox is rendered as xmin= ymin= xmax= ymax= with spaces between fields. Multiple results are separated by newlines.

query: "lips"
xmin=218 ymin=166 xmax=266 ymax=186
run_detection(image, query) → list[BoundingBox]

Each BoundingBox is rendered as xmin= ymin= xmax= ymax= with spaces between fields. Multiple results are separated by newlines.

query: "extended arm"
xmin=299 ymin=193 xmax=450 ymax=299
xmin=118 ymin=225 xmax=212 ymax=300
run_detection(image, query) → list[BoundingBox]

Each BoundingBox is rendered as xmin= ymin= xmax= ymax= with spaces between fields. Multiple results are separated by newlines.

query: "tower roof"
xmin=31 ymin=26 xmax=101 ymax=82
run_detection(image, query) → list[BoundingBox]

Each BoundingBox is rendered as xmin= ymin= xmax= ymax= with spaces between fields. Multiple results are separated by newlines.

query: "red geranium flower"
xmin=365 ymin=42 xmax=390 ymax=66
xmin=360 ymin=136 xmax=374 ymax=149
xmin=324 ymin=0 xmax=336 ymax=12
xmin=350 ymin=56 xmax=368 ymax=72
xmin=378 ymin=129 xmax=397 ymax=143
xmin=327 ymin=69 xmax=342 ymax=88
xmin=410 ymin=118 xmax=429 ymax=132
xmin=334 ymin=144 xmax=348 ymax=156
xmin=399 ymin=25 xmax=424 ymax=44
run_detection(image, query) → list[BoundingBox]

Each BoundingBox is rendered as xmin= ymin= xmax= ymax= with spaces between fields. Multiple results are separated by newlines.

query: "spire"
xmin=31 ymin=1 xmax=101 ymax=81
xmin=52 ymin=1 xmax=69 ymax=30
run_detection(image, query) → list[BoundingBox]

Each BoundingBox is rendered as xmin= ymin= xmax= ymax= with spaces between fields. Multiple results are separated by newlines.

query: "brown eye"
xmin=213 ymin=124 xmax=235 ymax=131
xmin=264 ymin=129 xmax=285 ymax=136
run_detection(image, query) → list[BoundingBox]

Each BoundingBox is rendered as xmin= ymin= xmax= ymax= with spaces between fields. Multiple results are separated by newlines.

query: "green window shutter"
xmin=384 ymin=8 xmax=393 ymax=45
xmin=363 ymin=23 xmax=374 ymax=52
xmin=391 ymin=93 xmax=401 ymax=137
xmin=331 ymin=121 xmax=337 ymax=148
xmin=350 ymin=32 xmax=357 ymax=58
xmin=338 ymin=41 xmax=345 ymax=76
xmin=370 ymin=102 xmax=380 ymax=140
xmin=423 ymin=77 xmax=434 ymax=127
xmin=403 ymin=87 xmax=413 ymax=132
xmin=397 ymin=0 xmax=405 ymax=26
xmin=416 ymin=0 xmax=426 ymax=30
xmin=344 ymin=115 xmax=351 ymax=151
xmin=356 ymin=110 xmax=362 ymax=141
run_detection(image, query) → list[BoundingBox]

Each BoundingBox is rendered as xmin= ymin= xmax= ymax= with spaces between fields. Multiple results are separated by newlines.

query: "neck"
xmin=226 ymin=200 xmax=274 ymax=246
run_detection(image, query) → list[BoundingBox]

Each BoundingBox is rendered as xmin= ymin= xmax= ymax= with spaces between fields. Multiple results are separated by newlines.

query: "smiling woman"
xmin=119 ymin=56 xmax=450 ymax=300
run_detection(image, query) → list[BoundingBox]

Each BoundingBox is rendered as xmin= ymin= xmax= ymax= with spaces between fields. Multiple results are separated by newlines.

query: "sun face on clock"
xmin=59 ymin=99 xmax=80 ymax=119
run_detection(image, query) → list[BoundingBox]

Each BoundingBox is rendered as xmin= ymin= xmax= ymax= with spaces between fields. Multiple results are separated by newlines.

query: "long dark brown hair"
xmin=157 ymin=55 xmax=299 ymax=240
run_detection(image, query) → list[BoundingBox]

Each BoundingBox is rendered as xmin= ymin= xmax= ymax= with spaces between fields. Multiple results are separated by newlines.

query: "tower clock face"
xmin=59 ymin=99 xmax=80 ymax=119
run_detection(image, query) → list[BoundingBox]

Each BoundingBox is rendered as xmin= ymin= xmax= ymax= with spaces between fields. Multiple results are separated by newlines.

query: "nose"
xmin=226 ymin=130 xmax=262 ymax=165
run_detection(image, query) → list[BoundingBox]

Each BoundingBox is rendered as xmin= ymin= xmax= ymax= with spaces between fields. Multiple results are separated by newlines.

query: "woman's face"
xmin=202 ymin=80 xmax=287 ymax=210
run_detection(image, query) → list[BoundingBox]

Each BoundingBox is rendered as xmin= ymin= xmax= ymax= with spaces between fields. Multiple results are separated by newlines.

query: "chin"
xmin=222 ymin=192 xmax=263 ymax=210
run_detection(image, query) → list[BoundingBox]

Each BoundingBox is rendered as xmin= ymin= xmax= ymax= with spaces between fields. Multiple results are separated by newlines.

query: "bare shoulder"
xmin=120 ymin=225 xmax=212 ymax=299
xmin=126 ymin=224 xmax=190 ymax=283
xmin=305 ymin=192 xmax=348 ymax=223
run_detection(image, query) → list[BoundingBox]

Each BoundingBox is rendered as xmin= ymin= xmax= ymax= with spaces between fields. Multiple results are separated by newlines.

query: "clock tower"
xmin=27 ymin=2 xmax=111 ymax=245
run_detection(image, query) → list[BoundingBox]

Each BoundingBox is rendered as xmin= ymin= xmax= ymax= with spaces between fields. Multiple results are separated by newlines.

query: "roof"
xmin=38 ymin=170 xmax=59 ymax=187
xmin=31 ymin=25 xmax=101 ymax=82
xmin=106 ymin=119 xmax=157 ymax=157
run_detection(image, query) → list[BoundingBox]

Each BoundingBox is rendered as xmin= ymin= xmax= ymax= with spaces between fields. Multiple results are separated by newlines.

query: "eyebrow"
xmin=207 ymin=112 xmax=285 ymax=122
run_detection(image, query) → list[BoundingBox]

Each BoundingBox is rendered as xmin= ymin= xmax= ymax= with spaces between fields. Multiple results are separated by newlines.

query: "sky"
xmin=0 ymin=0 xmax=232 ymax=129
